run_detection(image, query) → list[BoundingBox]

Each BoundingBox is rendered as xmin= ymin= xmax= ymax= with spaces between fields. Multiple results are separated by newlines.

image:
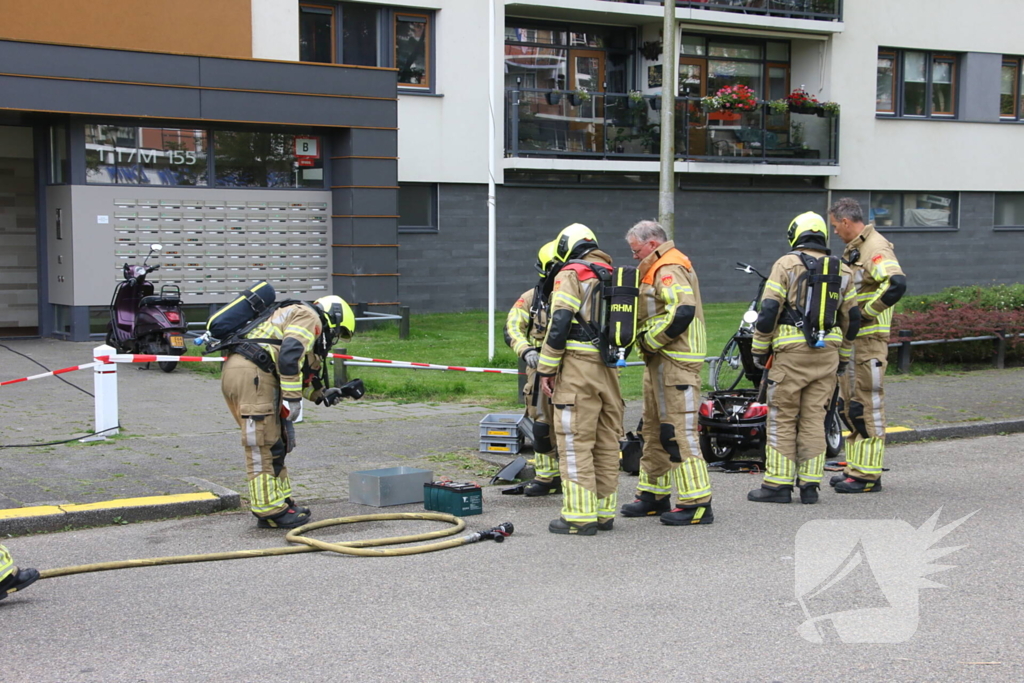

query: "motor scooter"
xmin=106 ymin=244 xmax=187 ymax=373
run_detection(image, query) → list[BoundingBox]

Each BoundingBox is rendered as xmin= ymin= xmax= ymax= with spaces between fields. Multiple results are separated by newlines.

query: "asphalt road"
xmin=3 ymin=433 xmax=1022 ymax=682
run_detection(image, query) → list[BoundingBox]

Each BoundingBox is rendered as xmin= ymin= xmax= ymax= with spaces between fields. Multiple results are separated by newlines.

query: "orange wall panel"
xmin=0 ymin=0 xmax=252 ymax=59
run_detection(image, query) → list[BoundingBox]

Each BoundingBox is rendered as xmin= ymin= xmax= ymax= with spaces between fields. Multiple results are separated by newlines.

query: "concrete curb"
xmin=0 ymin=480 xmax=240 ymax=535
xmin=886 ymin=418 xmax=1024 ymax=444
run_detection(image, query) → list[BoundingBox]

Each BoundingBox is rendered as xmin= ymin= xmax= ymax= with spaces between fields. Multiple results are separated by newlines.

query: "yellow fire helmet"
xmin=787 ymin=211 xmax=829 ymax=249
xmin=554 ymin=223 xmax=598 ymax=263
xmin=535 ymin=239 xmax=558 ymax=277
xmin=313 ymin=295 xmax=355 ymax=341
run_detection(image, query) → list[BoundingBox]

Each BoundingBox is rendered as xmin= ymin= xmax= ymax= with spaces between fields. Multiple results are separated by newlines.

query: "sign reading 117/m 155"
xmin=114 ymin=149 xmax=198 ymax=165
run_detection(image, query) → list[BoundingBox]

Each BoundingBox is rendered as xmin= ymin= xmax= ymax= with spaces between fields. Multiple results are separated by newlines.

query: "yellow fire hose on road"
xmin=38 ymin=513 xmax=514 ymax=580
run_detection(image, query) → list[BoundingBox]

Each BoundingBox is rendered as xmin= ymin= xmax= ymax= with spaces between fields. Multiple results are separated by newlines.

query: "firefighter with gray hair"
xmin=620 ymin=220 xmax=714 ymax=525
xmin=829 ymin=197 xmax=907 ymax=493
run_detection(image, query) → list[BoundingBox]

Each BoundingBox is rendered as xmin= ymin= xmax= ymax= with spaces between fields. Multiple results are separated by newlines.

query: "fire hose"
xmin=38 ymin=514 xmax=514 ymax=580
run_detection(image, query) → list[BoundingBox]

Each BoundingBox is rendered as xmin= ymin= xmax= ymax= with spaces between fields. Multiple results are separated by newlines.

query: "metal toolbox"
xmin=349 ymin=467 xmax=433 ymax=507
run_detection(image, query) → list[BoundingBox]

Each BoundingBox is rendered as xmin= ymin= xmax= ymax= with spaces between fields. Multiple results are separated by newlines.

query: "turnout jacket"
xmin=636 ymin=240 xmax=706 ymax=373
xmin=245 ymin=303 xmax=323 ymax=400
xmin=536 ymin=249 xmax=614 ymax=375
xmin=504 ymin=286 xmax=549 ymax=358
xmin=752 ymin=248 xmax=859 ymax=358
xmin=842 ymin=223 xmax=906 ymax=341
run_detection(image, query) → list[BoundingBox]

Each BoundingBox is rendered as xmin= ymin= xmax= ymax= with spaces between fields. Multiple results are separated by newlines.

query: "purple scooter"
xmin=106 ymin=244 xmax=187 ymax=373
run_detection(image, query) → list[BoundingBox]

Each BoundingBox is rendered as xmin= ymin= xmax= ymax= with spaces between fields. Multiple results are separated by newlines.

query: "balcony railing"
xmin=608 ymin=0 xmax=842 ymax=22
xmin=505 ymin=88 xmax=839 ymax=166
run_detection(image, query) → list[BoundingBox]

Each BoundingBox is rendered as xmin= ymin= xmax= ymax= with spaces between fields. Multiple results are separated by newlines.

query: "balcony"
xmin=505 ymin=88 xmax=838 ymax=167
xmin=608 ymin=0 xmax=842 ymax=22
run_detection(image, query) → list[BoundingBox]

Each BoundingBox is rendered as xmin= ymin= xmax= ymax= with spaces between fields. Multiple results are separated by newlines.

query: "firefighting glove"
xmin=837 ymin=360 xmax=849 ymax=375
xmin=319 ymin=388 xmax=344 ymax=407
xmin=340 ymin=378 xmax=365 ymax=400
xmin=283 ymin=398 xmax=303 ymax=422
xmin=752 ymin=353 xmax=770 ymax=370
xmin=523 ymin=349 xmax=539 ymax=369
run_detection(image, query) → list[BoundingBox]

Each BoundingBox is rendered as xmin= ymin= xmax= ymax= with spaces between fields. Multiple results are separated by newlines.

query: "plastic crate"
xmin=479 ymin=437 xmax=524 ymax=455
xmin=479 ymin=413 xmax=527 ymax=438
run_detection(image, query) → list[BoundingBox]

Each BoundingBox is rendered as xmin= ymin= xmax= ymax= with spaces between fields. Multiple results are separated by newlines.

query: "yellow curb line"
xmin=841 ymin=426 xmax=912 ymax=437
xmin=0 ymin=492 xmax=218 ymax=520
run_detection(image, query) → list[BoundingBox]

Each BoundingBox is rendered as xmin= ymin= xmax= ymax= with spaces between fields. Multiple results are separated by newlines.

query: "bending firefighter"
xmin=221 ymin=295 xmax=360 ymax=528
xmin=0 ymin=544 xmax=38 ymax=602
xmin=504 ymin=240 xmax=561 ymax=496
xmin=537 ymin=224 xmax=623 ymax=535
xmin=621 ymin=220 xmax=714 ymax=525
xmin=748 ymin=211 xmax=859 ymax=504
xmin=830 ymin=197 xmax=907 ymax=493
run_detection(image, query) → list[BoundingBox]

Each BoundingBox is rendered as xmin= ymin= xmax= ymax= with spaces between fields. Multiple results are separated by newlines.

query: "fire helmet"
xmin=313 ymin=295 xmax=355 ymax=342
xmin=554 ymin=223 xmax=598 ymax=263
xmin=787 ymin=211 xmax=829 ymax=249
xmin=535 ymin=240 xmax=558 ymax=277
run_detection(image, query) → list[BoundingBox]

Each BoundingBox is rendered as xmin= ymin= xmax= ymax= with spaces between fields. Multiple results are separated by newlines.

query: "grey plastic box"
xmin=349 ymin=467 xmax=433 ymax=507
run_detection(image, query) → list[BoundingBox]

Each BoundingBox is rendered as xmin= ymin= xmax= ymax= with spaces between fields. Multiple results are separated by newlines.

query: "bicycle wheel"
xmin=711 ymin=337 xmax=745 ymax=391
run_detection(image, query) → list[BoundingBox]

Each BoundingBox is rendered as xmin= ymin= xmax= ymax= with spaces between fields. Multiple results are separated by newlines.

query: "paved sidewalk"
xmin=1 ymin=339 xmax=1022 ymax=531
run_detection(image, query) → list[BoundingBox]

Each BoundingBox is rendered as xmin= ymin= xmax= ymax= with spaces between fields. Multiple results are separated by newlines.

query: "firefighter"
xmin=620 ymin=220 xmax=714 ymax=525
xmin=221 ymin=295 xmax=357 ymax=528
xmin=748 ymin=211 xmax=860 ymax=504
xmin=0 ymin=545 xmax=38 ymax=602
xmin=829 ymin=197 xmax=907 ymax=493
xmin=537 ymin=224 xmax=623 ymax=535
xmin=505 ymin=240 xmax=561 ymax=496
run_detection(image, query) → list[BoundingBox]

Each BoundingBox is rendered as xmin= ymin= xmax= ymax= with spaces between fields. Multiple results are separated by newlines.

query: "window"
xmin=869 ymin=191 xmax=957 ymax=229
xmin=299 ymin=5 xmax=334 ymax=63
xmin=397 ymin=183 xmax=437 ymax=232
xmin=1001 ymin=58 xmax=1022 ymax=120
xmin=85 ymin=125 xmax=209 ymax=186
xmin=214 ymin=131 xmax=324 ymax=188
xmin=297 ymin=3 xmax=435 ymax=90
xmin=504 ymin=21 xmax=635 ymax=94
xmin=49 ymin=124 xmax=68 ymax=184
xmin=877 ymin=48 xmax=958 ymax=118
xmin=995 ymin=193 xmax=1024 ymax=228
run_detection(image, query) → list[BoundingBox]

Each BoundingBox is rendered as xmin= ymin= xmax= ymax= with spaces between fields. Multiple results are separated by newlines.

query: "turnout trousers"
xmin=0 ymin=544 xmax=14 ymax=583
xmin=523 ymin=366 xmax=559 ymax=482
xmin=637 ymin=354 xmax=711 ymax=505
xmin=763 ymin=345 xmax=839 ymax=488
xmin=551 ymin=351 xmax=623 ymax=525
xmin=840 ymin=336 xmax=888 ymax=481
xmin=221 ymin=354 xmax=292 ymax=518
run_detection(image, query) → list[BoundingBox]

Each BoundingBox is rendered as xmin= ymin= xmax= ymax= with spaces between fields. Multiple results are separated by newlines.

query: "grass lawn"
xmin=184 ymin=303 xmax=751 ymax=407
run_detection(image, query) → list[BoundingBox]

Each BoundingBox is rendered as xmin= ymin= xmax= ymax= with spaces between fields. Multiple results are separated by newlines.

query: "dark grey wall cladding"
xmin=332 ymin=275 xmax=398 ymax=304
xmin=332 ymin=188 xmax=398 ymax=216
xmin=199 ymin=90 xmax=396 ymax=128
xmin=330 ymin=159 xmax=398 ymax=187
xmin=332 ymin=217 xmax=397 ymax=244
xmin=0 ymin=75 xmax=201 ymax=118
xmin=336 ymin=128 xmax=398 ymax=157
xmin=0 ymin=40 xmax=201 ymax=86
xmin=200 ymin=58 xmax=396 ymax=98
xmin=399 ymin=183 xmax=1024 ymax=313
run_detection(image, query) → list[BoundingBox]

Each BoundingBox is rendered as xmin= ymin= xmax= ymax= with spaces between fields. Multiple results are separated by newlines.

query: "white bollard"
xmin=87 ymin=344 xmax=120 ymax=440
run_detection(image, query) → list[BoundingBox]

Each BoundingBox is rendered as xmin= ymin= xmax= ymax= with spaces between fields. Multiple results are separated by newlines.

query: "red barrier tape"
xmin=0 ymin=362 xmax=101 ymax=387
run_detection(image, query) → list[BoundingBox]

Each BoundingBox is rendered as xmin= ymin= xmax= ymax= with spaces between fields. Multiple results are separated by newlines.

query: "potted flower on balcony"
xmin=768 ymin=99 xmax=790 ymax=115
xmin=703 ymin=84 xmax=758 ymax=123
xmin=545 ymin=90 xmax=562 ymax=106
xmin=820 ymin=100 xmax=840 ymax=117
xmin=628 ymin=90 xmax=645 ymax=110
xmin=786 ymin=87 xmax=820 ymax=115
xmin=570 ymin=87 xmax=592 ymax=107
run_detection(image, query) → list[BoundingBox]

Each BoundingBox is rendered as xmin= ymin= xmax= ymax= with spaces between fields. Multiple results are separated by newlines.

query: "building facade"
xmin=2 ymin=0 xmax=1022 ymax=337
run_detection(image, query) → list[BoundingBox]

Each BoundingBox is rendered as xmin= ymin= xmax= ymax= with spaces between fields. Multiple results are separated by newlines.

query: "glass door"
xmin=568 ymin=49 xmax=605 ymax=153
xmin=679 ymin=58 xmax=707 ymax=157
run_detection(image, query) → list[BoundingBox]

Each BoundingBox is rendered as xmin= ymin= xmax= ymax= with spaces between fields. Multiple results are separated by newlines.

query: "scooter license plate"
xmin=169 ymin=335 xmax=185 ymax=348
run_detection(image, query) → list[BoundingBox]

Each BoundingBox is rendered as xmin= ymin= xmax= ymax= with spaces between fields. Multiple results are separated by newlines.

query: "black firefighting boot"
xmin=829 ymin=474 xmax=845 ymax=487
xmin=256 ymin=505 xmax=312 ymax=529
xmin=0 ymin=567 xmax=40 ymax=601
xmin=747 ymin=485 xmax=793 ymax=503
xmin=548 ymin=518 xmax=598 ymax=536
xmin=597 ymin=518 xmax=614 ymax=531
xmin=285 ymin=498 xmax=311 ymax=516
xmin=523 ymin=477 xmax=562 ymax=497
xmin=834 ymin=476 xmax=882 ymax=494
xmin=798 ymin=483 xmax=819 ymax=504
xmin=660 ymin=501 xmax=714 ymax=526
xmin=619 ymin=491 xmax=671 ymax=518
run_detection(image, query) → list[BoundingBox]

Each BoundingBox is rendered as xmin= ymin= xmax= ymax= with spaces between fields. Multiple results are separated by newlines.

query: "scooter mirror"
xmin=150 ymin=244 xmax=163 ymax=252
xmin=742 ymin=310 xmax=759 ymax=324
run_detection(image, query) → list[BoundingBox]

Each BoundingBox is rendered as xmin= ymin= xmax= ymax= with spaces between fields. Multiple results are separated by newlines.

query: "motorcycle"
xmin=106 ymin=244 xmax=187 ymax=373
xmin=700 ymin=262 xmax=844 ymax=463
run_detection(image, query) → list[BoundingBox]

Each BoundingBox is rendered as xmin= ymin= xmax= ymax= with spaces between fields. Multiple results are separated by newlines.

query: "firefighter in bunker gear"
xmin=221 ymin=295 xmax=355 ymax=528
xmin=0 ymin=544 xmax=39 ymax=601
xmin=748 ymin=211 xmax=860 ymax=504
xmin=829 ymin=197 xmax=906 ymax=493
xmin=538 ymin=224 xmax=623 ymax=535
xmin=504 ymin=240 xmax=561 ymax=496
xmin=620 ymin=220 xmax=714 ymax=525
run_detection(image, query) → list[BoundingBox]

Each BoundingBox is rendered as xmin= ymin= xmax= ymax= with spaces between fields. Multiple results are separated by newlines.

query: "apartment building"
xmin=1 ymin=0 xmax=1022 ymax=338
